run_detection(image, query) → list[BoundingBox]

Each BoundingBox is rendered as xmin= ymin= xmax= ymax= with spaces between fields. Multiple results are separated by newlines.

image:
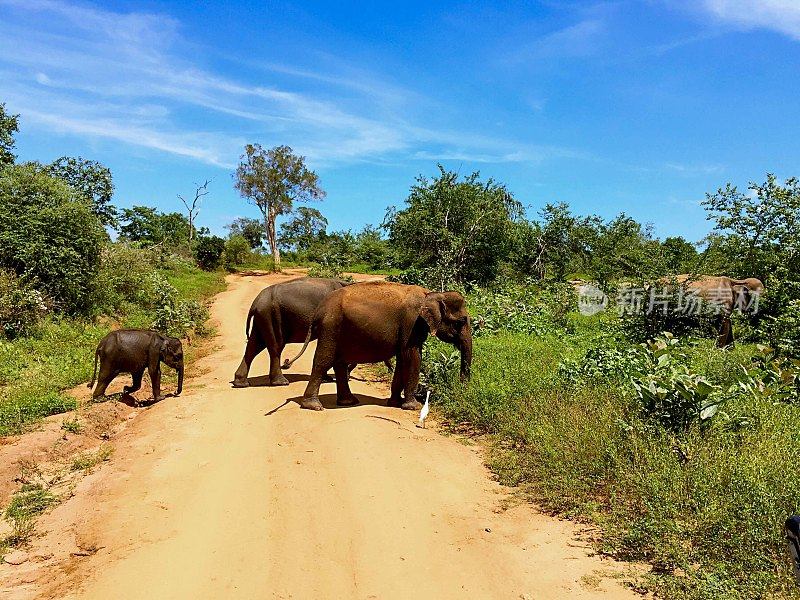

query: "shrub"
xmin=0 ymin=269 xmax=49 ymax=338
xmin=149 ymin=272 xmax=209 ymax=338
xmin=92 ymin=243 xmax=158 ymax=313
xmin=223 ymin=235 xmax=251 ymax=270
xmin=0 ymin=163 xmax=106 ymax=313
xmin=194 ymin=236 xmax=225 ymax=270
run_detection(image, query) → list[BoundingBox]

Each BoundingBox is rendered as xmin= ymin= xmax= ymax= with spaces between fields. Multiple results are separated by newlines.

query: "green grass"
xmin=434 ymin=331 xmax=800 ymax=599
xmin=0 ymin=265 xmax=225 ymax=436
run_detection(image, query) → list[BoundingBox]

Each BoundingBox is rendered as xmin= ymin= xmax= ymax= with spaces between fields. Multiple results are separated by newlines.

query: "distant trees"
xmin=234 ymin=144 xmax=324 ymax=271
xmin=279 ymin=206 xmax=328 ymax=252
xmin=118 ymin=206 xmax=194 ymax=248
xmin=385 ymin=166 xmax=523 ymax=289
xmin=178 ymin=179 xmax=211 ymax=242
xmin=227 ymin=217 xmax=264 ymax=250
xmin=0 ymin=103 xmax=19 ymax=168
xmin=47 ymin=156 xmax=116 ymax=226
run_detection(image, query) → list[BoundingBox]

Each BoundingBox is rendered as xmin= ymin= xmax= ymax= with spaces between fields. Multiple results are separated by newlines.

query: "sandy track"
xmin=0 ymin=273 xmax=638 ymax=599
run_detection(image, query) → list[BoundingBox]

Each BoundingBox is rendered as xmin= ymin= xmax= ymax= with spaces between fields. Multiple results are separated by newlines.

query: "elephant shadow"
xmin=267 ymin=392 xmax=388 ymax=415
xmin=117 ymin=392 xmax=174 ymax=408
xmin=238 ymin=373 xmax=336 ymax=388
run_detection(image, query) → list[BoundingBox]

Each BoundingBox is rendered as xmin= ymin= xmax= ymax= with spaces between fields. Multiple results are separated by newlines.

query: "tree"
xmin=0 ymin=103 xmax=19 ymax=168
xmin=227 ymin=217 xmax=264 ymax=250
xmin=661 ymin=236 xmax=699 ymax=274
xmin=117 ymin=206 xmax=191 ymax=247
xmin=195 ymin=236 xmax=226 ymax=270
xmin=703 ymin=173 xmax=800 ymax=279
xmin=0 ymin=163 xmax=106 ymax=313
xmin=47 ymin=156 xmax=116 ymax=226
xmin=178 ymin=179 xmax=211 ymax=242
xmin=384 ymin=165 xmax=523 ymax=289
xmin=279 ymin=206 xmax=328 ymax=252
xmin=234 ymin=144 xmax=325 ymax=271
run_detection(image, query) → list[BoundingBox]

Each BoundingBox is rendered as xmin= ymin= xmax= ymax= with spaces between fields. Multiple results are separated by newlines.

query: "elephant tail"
xmin=245 ymin=306 xmax=255 ymax=339
xmin=87 ymin=348 xmax=99 ymax=389
xmin=281 ymin=325 xmax=314 ymax=370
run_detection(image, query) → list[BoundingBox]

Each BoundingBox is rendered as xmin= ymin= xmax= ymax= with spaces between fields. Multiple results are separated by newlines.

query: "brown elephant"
xmin=232 ymin=277 xmax=351 ymax=387
xmin=660 ymin=274 xmax=765 ymax=347
xmin=282 ymin=281 xmax=472 ymax=411
xmin=88 ymin=329 xmax=184 ymax=401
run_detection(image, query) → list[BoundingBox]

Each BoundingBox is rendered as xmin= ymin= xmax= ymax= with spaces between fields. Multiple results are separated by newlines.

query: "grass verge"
xmin=433 ymin=332 xmax=800 ymax=599
xmin=0 ymin=265 xmax=225 ymax=436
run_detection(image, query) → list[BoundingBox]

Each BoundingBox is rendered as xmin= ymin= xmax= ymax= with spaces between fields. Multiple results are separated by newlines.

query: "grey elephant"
xmin=283 ymin=281 xmax=472 ymax=411
xmin=659 ymin=274 xmax=765 ymax=346
xmin=88 ymin=329 xmax=184 ymax=401
xmin=232 ymin=277 xmax=352 ymax=387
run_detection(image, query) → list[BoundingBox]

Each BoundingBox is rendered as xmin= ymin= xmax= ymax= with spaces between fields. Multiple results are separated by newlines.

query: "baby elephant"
xmin=88 ymin=329 xmax=184 ymax=401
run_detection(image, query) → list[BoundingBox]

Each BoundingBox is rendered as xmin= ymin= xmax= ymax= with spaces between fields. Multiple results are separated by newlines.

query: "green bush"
xmin=194 ymin=236 xmax=225 ymax=270
xmin=223 ymin=235 xmax=251 ymax=270
xmin=149 ymin=273 xmax=209 ymax=338
xmin=0 ymin=163 xmax=106 ymax=313
xmin=92 ymin=243 xmax=158 ymax=314
xmin=0 ymin=269 xmax=49 ymax=338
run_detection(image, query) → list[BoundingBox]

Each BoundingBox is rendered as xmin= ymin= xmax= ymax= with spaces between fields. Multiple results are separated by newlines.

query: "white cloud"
xmin=700 ymin=0 xmax=800 ymax=40
xmin=0 ymin=0 xmax=574 ymax=169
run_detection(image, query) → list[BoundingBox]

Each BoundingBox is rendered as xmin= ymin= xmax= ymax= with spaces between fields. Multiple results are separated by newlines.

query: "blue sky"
xmin=1 ymin=0 xmax=799 ymax=242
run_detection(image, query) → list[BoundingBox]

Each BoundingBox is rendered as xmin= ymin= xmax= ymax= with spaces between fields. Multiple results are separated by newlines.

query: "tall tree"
xmin=47 ymin=156 xmax=116 ymax=226
xmin=178 ymin=179 xmax=211 ymax=242
xmin=233 ymin=144 xmax=324 ymax=270
xmin=0 ymin=103 xmax=20 ymax=168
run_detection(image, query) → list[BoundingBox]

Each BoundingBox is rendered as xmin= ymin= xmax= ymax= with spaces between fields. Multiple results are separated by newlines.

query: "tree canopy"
xmin=234 ymin=144 xmax=324 ymax=270
xmin=47 ymin=156 xmax=116 ymax=226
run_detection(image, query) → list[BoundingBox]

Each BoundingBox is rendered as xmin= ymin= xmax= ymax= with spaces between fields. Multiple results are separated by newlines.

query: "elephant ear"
xmin=420 ymin=294 xmax=444 ymax=333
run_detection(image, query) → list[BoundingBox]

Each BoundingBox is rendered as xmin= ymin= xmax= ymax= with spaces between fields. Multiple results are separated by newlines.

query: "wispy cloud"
xmin=699 ymin=0 xmax=800 ymax=40
xmin=0 ymin=0 xmax=574 ymax=169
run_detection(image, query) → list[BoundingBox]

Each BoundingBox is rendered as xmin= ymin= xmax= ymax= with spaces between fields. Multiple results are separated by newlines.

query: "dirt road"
xmin=1 ymin=273 xmax=638 ymax=599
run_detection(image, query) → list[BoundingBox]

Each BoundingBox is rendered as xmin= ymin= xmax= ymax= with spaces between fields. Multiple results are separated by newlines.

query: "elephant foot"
xmin=300 ymin=397 xmax=324 ymax=411
xmin=337 ymin=394 xmax=359 ymax=407
xmin=270 ymin=374 xmax=290 ymax=386
xmin=401 ymin=399 xmax=423 ymax=411
xmin=232 ymin=378 xmax=250 ymax=388
xmin=387 ymin=397 xmax=403 ymax=408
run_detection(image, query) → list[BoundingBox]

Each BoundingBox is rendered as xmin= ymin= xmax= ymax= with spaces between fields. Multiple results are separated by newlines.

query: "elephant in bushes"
xmin=89 ymin=329 xmax=184 ymax=401
xmin=661 ymin=274 xmax=765 ymax=347
xmin=283 ymin=281 xmax=472 ymax=411
xmin=232 ymin=277 xmax=352 ymax=387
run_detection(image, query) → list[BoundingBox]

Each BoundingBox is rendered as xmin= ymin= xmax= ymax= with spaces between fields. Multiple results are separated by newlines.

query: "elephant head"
xmin=420 ymin=291 xmax=473 ymax=381
xmin=160 ymin=336 xmax=185 ymax=395
xmin=731 ymin=277 xmax=765 ymax=312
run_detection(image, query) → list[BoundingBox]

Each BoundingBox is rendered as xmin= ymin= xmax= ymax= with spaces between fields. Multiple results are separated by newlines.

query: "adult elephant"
xmin=282 ymin=281 xmax=472 ymax=411
xmin=661 ymin=274 xmax=765 ymax=347
xmin=232 ymin=277 xmax=351 ymax=387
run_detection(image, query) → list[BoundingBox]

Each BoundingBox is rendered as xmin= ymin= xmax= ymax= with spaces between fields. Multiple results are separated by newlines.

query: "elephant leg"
xmin=301 ymin=341 xmax=335 ymax=411
xmin=269 ymin=343 xmax=289 ymax=386
xmin=149 ymin=365 xmax=163 ymax=401
xmin=334 ymin=361 xmax=359 ymax=407
xmin=400 ymin=347 xmax=422 ymax=411
xmin=718 ymin=314 xmax=734 ymax=347
xmin=387 ymin=355 xmax=405 ymax=407
xmin=233 ymin=334 xmax=265 ymax=387
xmin=92 ymin=366 xmax=117 ymax=400
xmin=124 ymin=368 xmax=145 ymax=395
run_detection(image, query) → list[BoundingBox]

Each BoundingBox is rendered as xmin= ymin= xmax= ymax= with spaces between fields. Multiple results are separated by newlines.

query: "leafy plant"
xmin=0 ymin=269 xmax=49 ymax=338
xmin=630 ymin=334 xmax=724 ymax=431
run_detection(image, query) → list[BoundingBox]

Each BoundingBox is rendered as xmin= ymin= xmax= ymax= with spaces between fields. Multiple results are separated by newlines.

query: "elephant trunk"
xmin=176 ymin=364 xmax=184 ymax=395
xmin=458 ymin=331 xmax=473 ymax=382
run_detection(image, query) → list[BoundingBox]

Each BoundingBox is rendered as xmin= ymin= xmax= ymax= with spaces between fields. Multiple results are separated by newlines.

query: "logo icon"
xmin=577 ymin=284 xmax=608 ymax=316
